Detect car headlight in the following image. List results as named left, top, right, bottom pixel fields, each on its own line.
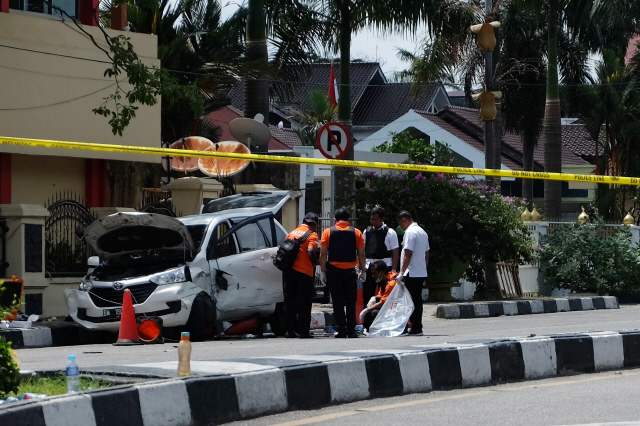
left=79, top=276, right=93, bottom=292
left=150, top=266, right=188, bottom=285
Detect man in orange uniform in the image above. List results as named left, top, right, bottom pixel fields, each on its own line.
left=319, top=207, right=366, bottom=338
left=284, top=213, right=320, bottom=339
left=360, top=260, right=398, bottom=332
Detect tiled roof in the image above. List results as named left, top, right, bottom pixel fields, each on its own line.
left=222, top=62, right=385, bottom=114
left=432, top=106, right=590, bottom=167
left=562, top=124, right=598, bottom=157
left=416, top=111, right=524, bottom=171
left=203, top=107, right=299, bottom=150
left=353, top=83, right=445, bottom=126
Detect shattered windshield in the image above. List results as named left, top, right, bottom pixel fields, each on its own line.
left=186, top=224, right=207, bottom=250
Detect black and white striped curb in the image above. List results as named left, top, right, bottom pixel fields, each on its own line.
left=0, top=325, right=81, bottom=349
left=436, top=296, right=619, bottom=319
left=3, top=329, right=640, bottom=425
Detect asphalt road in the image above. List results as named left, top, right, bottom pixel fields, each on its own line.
left=15, top=304, right=640, bottom=372
left=225, top=369, right=640, bottom=426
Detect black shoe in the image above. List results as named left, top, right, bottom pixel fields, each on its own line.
left=335, top=332, right=347, bottom=338
left=407, top=328, right=423, bottom=336
left=285, top=331, right=298, bottom=338
left=347, top=332, right=358, bottom=338
left=298, top=333, right=314, bottom=339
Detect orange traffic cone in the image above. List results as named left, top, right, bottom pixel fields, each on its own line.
left=113, top=289, right=141, bottom=345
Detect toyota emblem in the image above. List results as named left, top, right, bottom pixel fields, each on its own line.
left=113, top=282, right=124, bottom=290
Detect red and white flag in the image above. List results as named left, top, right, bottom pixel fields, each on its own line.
left=328, top=62, right=339, bottom=108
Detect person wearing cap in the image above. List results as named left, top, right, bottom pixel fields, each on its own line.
left=319, top=207, right=366, bottom=338
left=283, top=212, right=320, bottom=338
left=363, top=206, right=399, bottom=311
left=360, top=260, right=398, bottom=332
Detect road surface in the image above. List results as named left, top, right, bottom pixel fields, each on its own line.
left=15, top=304, right=640, bottom=372
left=227, top=369, right=640, bottom=426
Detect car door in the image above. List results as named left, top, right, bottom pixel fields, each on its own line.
left=207, top=213, right=283, bottom=318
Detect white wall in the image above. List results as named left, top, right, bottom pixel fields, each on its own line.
left=356, top=110, right=515, bottom=181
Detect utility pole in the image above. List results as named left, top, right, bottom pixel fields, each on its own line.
left=484, top=0, right=495, bottom=188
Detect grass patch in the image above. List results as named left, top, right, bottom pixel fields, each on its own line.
left=11, top=374, right=112, bottom=397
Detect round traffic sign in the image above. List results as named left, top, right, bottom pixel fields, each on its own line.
left=316, top=122, right=351, bottom=159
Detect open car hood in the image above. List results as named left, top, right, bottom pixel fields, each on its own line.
left=84, top=212, right=195, bottom=260
left=201, top=190, right=295, bottom=215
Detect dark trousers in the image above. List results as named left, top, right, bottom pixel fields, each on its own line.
left=363, top=266, right=377, bottom=308
left=363, top=309, right=380, bottom=331
left=283, top=269, right=315, bottom=335
left=327, top=266, right=358, bottom=334
left=405, top=275, right=425, bottom=333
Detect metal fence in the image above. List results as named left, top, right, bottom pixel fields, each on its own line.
left=45, top=192, right=95, bottom=277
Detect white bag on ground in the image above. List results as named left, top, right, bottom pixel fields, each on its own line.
left=367, top=283, right=415, bottom=337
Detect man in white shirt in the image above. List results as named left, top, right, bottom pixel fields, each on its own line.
left=363, top=206, right=400, bottom=308
left=397, top=210, right=429, bottom=336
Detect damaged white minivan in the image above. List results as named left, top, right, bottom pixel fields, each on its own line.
left=65, top=191, right=293, bottom=341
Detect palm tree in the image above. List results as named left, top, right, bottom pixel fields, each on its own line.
left=288, top=0, right=472, bottom=200
left=499, top=1, right=546, bottom=205
left=519, top=0, right=640, bottom=218
left=291, top=90, right=337, bottom=146
left=575, top=50, right=640, bottom=220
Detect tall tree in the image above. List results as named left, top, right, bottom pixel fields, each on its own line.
left=574, top=50, right=640, bottom=221
left=294, top=0, right=472, bottom=200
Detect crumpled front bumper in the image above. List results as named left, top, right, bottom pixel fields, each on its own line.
left=65, top=282, right=201, bottom=332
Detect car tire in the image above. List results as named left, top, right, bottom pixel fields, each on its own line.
left=266, top=302, right=285, bottom=337
left=187, top=292, right=215, bottom=342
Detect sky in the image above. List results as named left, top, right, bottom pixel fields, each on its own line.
left=220, top=2, right=427, bottom=78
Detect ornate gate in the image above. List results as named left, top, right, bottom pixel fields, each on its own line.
left=45, top=193, right=95, bottom=277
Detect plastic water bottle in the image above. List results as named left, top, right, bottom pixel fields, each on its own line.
left=177, top=332, right=191, bottom=377
left=66, top=355, right=80, bottom=393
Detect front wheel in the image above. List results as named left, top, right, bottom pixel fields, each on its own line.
left=186, top=292, right=215, bottom=342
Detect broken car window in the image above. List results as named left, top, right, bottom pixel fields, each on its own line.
left=235, top=222, right=268, bottom=252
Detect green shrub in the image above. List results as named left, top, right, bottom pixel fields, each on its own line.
left=0, top=337, right=21, bottom=398
left=540, top=218, right=640, bottom=294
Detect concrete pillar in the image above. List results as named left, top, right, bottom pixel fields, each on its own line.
left=0, top=204, right=49, bottom=314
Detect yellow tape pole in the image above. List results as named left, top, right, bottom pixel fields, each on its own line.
left=1, top=135, right=638, bottom=186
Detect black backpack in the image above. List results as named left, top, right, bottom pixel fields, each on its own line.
left=273, top=230, right=313, bottom=272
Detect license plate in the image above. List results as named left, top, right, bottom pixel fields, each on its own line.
left=103, top=308, right=122, bottom=318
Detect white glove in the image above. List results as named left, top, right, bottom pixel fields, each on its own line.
left=396, top=274, right=405, bottom=285
left=320, top=271, right=327, bottom=285
left=366, top=296, right=377, bottom=308
left=358, top=269, right=367, bottom=283
left=359, top=308, right=369, bottom=323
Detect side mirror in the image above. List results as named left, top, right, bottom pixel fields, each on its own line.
left=88, top=256, right=100, bottom=267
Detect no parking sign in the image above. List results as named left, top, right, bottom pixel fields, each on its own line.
left=316, top=122, right=351, bottom=160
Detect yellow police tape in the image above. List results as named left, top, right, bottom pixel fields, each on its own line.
left=1, top=135, right=638, bottom=186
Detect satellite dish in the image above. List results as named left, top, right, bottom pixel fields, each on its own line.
left=169, top=137, right=214, bottom=172
left=198, top=141, right=251, bottom=177
left=229, top=118, right=271, bottom=151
